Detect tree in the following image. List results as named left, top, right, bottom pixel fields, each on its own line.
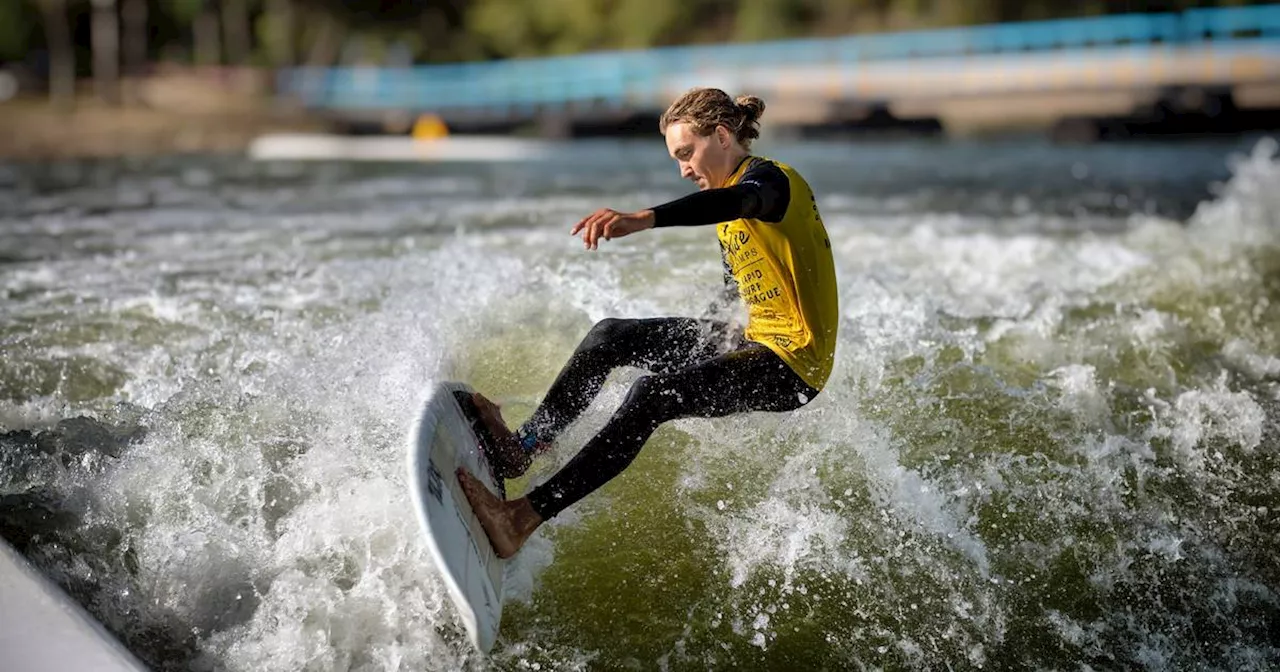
left=223, top=0, right=253, bottom=64
left=39, top=0, right=75, bottom=108
left=121, top=0, right=148, bottom=103
left=158, top=0, right=220, bottom=65
left=256, top=0, right=297, bottom=67
left=0, top=0, right=34, bottom=63
left=195, top=0, right=222, bottom=65
left=301, top=6, right=344, bottom=65
left=91, top=0, right=121, bottom=104
left=734, top=0, right=813, bottom=42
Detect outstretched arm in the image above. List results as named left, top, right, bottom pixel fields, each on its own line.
left=571, top=160, right=792, bottom=250
left=652, top=160, right=790, bottom=228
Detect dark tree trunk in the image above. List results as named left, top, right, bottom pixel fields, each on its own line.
left=90, top=0, right=121, bottom=104
left=194, top=2, right=222, bottom=66
left=222, top=0, right=251, bottom=65
left=40, top=0, right=75, bottom=109
left=120, top=0, right=147, bottom=104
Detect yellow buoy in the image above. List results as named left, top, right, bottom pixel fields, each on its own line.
left=412, top=114, right=449, bottom=141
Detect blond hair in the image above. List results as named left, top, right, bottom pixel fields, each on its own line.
left=659, top=87, right=766, bottom=149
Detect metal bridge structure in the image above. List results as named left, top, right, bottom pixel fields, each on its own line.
left=275, top=5, right=1280, bottom=137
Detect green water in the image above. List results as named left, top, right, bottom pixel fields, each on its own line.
left=1, top=137, right=1278, bottom=670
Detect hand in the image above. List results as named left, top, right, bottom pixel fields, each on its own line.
left=570, top=208, right=655, bottom=250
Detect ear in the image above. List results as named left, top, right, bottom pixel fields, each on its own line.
left=716, top=125, right=731, bottom=149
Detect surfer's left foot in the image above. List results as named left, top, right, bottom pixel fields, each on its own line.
left=456, top=467, right=543, bottom=559
left=470, top=393, right=536, bottom=480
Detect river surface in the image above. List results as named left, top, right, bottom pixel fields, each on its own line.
left=2, top=135, right=1279, bottom=671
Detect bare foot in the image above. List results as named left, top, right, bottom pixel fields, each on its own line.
left=471, top=393, right=536, bottom=479
left=456, top=467, right=543, bottom=559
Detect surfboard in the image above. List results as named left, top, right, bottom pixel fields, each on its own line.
left=407, top=381, right=508, bottom=654
left=1, top=538, right=148, bottom=672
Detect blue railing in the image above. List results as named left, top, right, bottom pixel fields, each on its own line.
left=279, top=5, right=1280, bottom=115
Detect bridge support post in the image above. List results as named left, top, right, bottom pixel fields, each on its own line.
left=536, top=112, right=572, bottom=139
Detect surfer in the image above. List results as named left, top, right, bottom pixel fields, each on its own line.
left=457, top=87, right=840, bottom=558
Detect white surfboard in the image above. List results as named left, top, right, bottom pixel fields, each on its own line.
left=407, top=381, right=508, bottom=654
left=1, top=538, right=149, bottom=672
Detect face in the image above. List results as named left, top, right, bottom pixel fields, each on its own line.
left=664, top=121, right=731, bottom=191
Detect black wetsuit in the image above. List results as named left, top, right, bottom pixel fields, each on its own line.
left=514, top=157, right=821, bottom=521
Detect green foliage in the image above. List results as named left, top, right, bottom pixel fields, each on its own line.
left=608, top=0, right=695, bottom=48
left=458, top=0, right=1269, bottom=60
left=0, top=0, right=38, bottom=61
left=162, top=0, right=204, bottom=23
left=7, top=0, right=1271, bottom=68
left=734, top=0, right=811, bottom=41
left=253, top=9, right=289, bottom=65
left=465, top=0, right=695, bottom=57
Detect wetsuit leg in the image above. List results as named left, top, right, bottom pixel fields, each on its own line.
left=525, top=342, right=818, bottom=520
left=515, top=317, right=738, bottom=447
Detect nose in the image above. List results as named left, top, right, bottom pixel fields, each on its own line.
left=680, top=162, right=695, bottom=179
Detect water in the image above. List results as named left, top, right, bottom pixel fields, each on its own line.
left=2, top=135, right=1279, bottom=671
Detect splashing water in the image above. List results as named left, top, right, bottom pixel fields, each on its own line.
left=2, top=137, right=1279, bottom=670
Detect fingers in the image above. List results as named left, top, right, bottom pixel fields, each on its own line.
left=585, top=211, right=603, bottom=250
left=584, top=210, right=614, bottom=250
left=572, top=208, right=637, bottom=250
left=591, top=211, right=616, bottom=250
left=571, top=209, right=606, bottom=238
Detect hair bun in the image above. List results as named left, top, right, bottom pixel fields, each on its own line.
left=735, top=95, right=766, bottom=123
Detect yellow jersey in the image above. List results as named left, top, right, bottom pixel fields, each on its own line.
left=718, top=156, right=839, bottom=390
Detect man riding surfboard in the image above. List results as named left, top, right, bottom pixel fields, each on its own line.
left=457, top=87, right=840, bottom=559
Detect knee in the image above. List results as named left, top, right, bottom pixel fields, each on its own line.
left=622, top=373, right=681, bottom=419
left=580, top=317, right=633, bottom=352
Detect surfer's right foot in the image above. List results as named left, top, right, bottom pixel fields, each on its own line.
left=456, top=467, right=543, bottom=559
left=471, top=393, right=540, bottom=479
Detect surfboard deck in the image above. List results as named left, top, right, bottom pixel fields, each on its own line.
left=1, top=538, right=149, bottom=672
left=407, top=381, right=508, bottom=654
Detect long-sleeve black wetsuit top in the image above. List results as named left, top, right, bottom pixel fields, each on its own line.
left=651, top=157, right=792, bottom=228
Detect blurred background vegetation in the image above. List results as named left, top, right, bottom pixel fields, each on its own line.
left=0, top=0, right=1271, bottom=155
left=0, top=0, right=1269, bottom=86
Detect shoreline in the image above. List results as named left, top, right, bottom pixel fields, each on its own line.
left=0, top=98, right=331, bottom=162
left=5, top=97, right=1278, bottom=163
